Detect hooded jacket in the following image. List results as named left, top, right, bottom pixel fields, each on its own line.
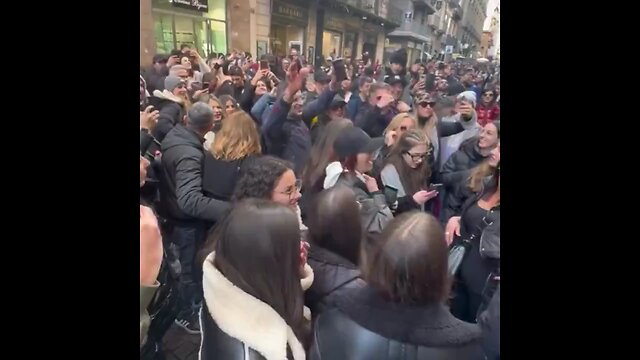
left=151, top=89, right=186, bottom=143
left=158, top=124, right=230, bottom=222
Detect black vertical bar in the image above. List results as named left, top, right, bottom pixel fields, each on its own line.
left=315, top=3, right=325, bottom=70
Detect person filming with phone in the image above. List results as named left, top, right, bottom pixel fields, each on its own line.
left=380, top=129, right=439, bottom=215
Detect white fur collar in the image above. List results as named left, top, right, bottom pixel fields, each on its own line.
left=202, top=252, right=307, bottom=360
left=152, top=89, right=184, bottom=104
left=323, top=162, right=367, bottom=189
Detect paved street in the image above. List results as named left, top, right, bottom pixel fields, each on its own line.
left=162, top=324, right=200, bottom=360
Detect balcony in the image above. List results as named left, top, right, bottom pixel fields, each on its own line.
left=330, top=0, right=403, bottom=28
left=428, top=14, right=441, bottom=30
left=412, top=0, right=437, bottom=15
left=388, top=16, right=432, bottom=43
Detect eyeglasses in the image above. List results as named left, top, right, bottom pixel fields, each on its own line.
left=275, top=179, right=302, bottom=198
left=419, top=101, right=436, bottom=108
left=405, top=151, right=427, bottom=161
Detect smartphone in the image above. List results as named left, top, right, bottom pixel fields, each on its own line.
left=260, top=60, right=269, bottom=70
left=333, top=58, right=347, bottom=82
left=383, top=185, right=399, bottom=205
left=202, top=82, right=210, bottom=89
left=427, top=183, right=443, bottom=192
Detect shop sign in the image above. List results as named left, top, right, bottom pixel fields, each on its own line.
left=171, top=0, right=209, bottom=12
left=273, top=1, right=308, bottom=22
left=325, top=17, right=343, bottom=31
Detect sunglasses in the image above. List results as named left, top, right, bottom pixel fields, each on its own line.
left=419, top=101, right=436, bottom=108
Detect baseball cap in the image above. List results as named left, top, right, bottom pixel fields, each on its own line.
left=334, top=127, right=385, bottom=158
left=384, top=74, right=406, bottom=87
left=329, top=94, right=347, bottom=109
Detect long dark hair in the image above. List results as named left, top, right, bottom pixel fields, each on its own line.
left=302, top=118, right=353, bottom=193
left=384, top=129, right=431, bottom=196
left=232, top=156, right=293, bottom=201
left=307, top=185, right=362, bottom=265
left=210, top=199, right=306, bottom=342
left=366, top=211, right=449, bottom=305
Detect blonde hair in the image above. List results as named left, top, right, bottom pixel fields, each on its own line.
left=207, top=96, right=227, bottom=120
left=384, top=113, right=418, bottom=136
left=211, top=111, right=262, bottom=161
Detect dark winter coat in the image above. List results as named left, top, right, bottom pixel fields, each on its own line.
left=478, top=284, right=500, bottom=360
left=354, top=102, right=389, bottom=138
left=262, top=98, right=311, bottom=176
left=310, top=286, right=483, bottom=360
left=440, top=137, right=487, bottom=217
left=142, top=66, right=168, bottom=94
left=202, top=154, right=257, bottom=202
left=158, top=124, right=230, bottom=222
left=150, top=90, right=186, bottom=143
left=305, top=245, right=365, bottom=316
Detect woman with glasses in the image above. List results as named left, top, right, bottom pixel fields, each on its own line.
left=476, top=86, right=500, bottom=127
left=446, top=143, right=500, bottom=324
left=381, top=130, right=438, bottom=215
left=232, top=155, right=305, bottom=229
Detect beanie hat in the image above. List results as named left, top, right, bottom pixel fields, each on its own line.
left=457, top=91, right=477, bottom=107
left=164, top=75, right=184, bottom=92
left=389, top=48, right=408, bottom=67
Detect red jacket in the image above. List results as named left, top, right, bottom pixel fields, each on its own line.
left=476, top=103, right=500, bottom=127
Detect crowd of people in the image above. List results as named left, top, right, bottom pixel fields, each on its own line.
left=139, top=43, right=501, bottom=360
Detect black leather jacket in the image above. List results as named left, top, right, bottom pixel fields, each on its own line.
left=199, top=302, right=266, bottom=360
left=310, top=287, right=483, bottom=360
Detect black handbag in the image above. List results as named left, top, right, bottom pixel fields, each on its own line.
left=448, top=239, right=470, bottom=276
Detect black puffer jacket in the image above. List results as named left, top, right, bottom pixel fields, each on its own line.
left=310, top=286, right=483, bottom=360
left=158, top=124, right=230, bottom=222
left=150, top=90, right=186, bottom=143
left=441, top=137, right=486, bottom=189
left=304, top=246, right=365, bottom=316
left=440, top=137, right=487, bottom=217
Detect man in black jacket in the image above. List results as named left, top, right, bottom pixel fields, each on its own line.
left=158, top=102, right=230, bottom=334
left=354, top=82, right=396, bottom=138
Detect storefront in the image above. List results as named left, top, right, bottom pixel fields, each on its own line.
left=270, top=0, right=309, bottom=57
left=152, top=0, right=228, bottom=57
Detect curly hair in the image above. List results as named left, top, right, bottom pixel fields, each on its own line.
left=232, top=156, right=294, bottom=202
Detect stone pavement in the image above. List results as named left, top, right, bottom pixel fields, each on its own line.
left=162, top=323, right=200, bottom=360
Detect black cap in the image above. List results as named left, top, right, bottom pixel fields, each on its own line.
left=334, top=127, right=385, bottom=158
left=153, top=54, right=168, bottom=64
left=384, top=74, right=406, bottom=87
left=329, top=94, right=347, bottom=109
left=314, top=71, right=331, bottom=83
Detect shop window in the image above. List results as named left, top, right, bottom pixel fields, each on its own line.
left=210, top=20, right=227, bottom=55
left=154, top=14, right=175, bottom=54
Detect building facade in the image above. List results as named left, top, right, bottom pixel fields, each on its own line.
left=458, top=0, right=487, bottom=58
left=139, top=0, right=492, bottom=67
left=385, top=0, right=437, bottom=64
left=140, top=0, right=230, bottom=66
